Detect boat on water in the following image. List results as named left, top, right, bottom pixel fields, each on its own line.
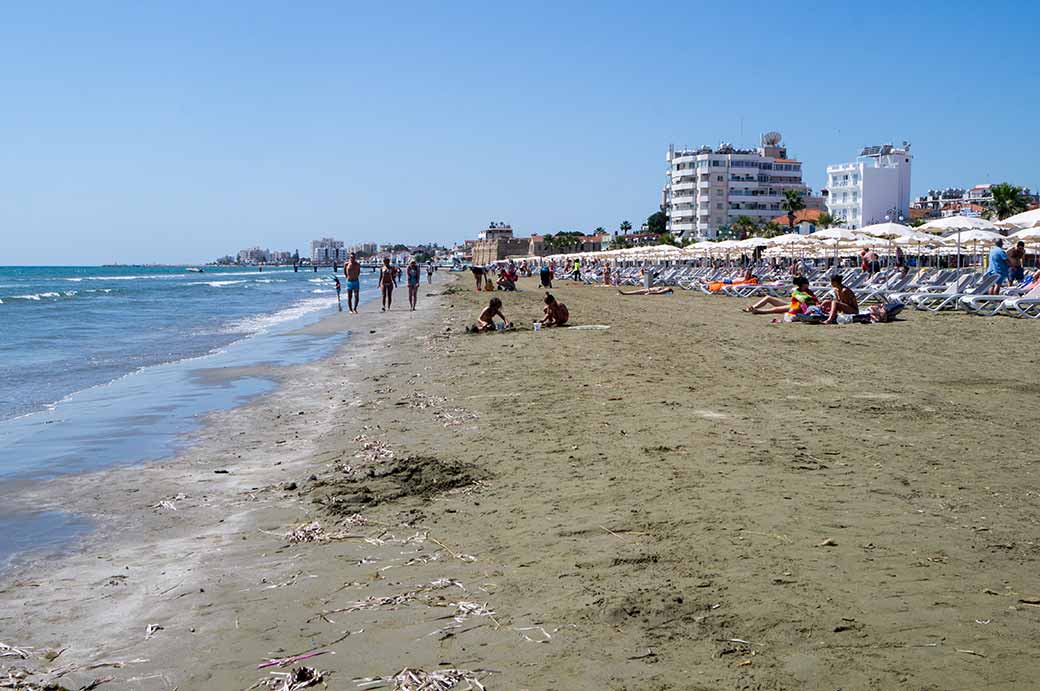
left=186, top=267, right=204, bottom=273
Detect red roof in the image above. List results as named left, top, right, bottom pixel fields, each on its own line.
left=770, top=209, right=822, bottom=225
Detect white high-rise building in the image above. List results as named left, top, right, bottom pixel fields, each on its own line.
left=664, top=132, right=814, bottom=240
left=825, top=144, right=912, bottom=229
left=310, top=237, right=345, bottom=264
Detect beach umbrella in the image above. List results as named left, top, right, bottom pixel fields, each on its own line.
left=1009, top=226, right=1040, bottom=242
left=941, top=229, right=1003, bottom=268
left=811, top=227, right=864, bottom=242
left=997, top=208, right=1040, bottom=230
left=810, top=231, right=870, bottom=265
left=919, top=216, right=999, bottom=268
left=858, top=222, right=915, bottom=239
left=857, top=222, right=915, bottom=268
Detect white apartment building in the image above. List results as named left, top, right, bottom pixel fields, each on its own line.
left=237, top=246, right=268, bottom=264
left=825, top=144, right=912, bottom=229
left=664, top=132, right=812, bottom=240
left=310, top=237, right=345, bottom=264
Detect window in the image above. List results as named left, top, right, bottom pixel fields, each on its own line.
left=716, top=203, right=723, bottom=209
left=717, top=175, right=723, bottom=181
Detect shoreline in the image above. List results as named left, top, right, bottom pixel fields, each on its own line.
left=0, top=278, right=452, bottom=689
left=4, top=274, right=1039, bottom=690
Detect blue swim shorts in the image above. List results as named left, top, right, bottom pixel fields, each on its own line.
left=346, top=280, right=360, bottom=291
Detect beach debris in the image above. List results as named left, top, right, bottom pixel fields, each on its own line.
left=1019, top=596, right=1040, bottom=605
left=264, top=571, right=318, bottom=589
left=257, top=630, right=357, bottom=670
left=352, top=435, right=394, bottom=463
left=285, top=521, right=362, bottom=545
left=257, top=651, right=329, bottom=670
left=145, top=624, right=163, bottom=640
left=0, top=644, right=31, bottom=660
left=249, top=666, right=327, bottom=690
left=354, top=667, right=495, bottom=690
left=955, top=649, right=986, bottom=658
left=428, top=601, right=499, bottom=638
left=514, top=626, right=554, bottom=643
left=151, top=493, right=188, bottom=512
left=314, top=579, right=465, bottom=622
left=817, top=538, right=838, bottom=547
left=626, top=648, right=657, bottom=661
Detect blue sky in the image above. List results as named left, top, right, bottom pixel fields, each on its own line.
left=2, top=1, right=1037, bottom=264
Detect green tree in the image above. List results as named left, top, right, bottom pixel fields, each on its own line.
left=646, top=211, right=667, bottom=236
left=760, top=221, right=784, bottom=238
left=816, top=211, right=845, bottom=229
left=731, top=215, right=758, bottom=239
left=619, top=220, right=633, bottom=233
left=908, top=217, right=927, bottom=228
left=987, top=182, right=1029, bottom=220
left=608, top=235, right=631, bottom=250
left=780, top=190, right=806, bottom=233
left=594, top=226, right=606, bottom=234
left=658, top=233, right=681, bottom=247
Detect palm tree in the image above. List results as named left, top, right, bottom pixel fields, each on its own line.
left=760, top=221, right=784, bottom=238
left=987, top=182, right=1029, bottom=220
left=619, top=220, right=632, bottom=233
left=780, top=190, right=806, bottom=233
left=816, top=211, right=845, bottom=229
left=594, top=226, right=606, bottom=234
left=731, top=215, right=758, bottom=239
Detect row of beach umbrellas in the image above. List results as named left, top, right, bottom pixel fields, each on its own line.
left=526, top=212, right=1040, bottom=266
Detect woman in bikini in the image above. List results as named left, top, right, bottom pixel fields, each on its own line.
left=379, top=257, right=396, bottom=311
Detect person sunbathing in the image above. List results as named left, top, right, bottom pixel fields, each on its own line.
left=821, top=275, right=859, bottom=324
left=704, top=268, right=757, bottom=293
left=466, top=297, right=512, bottom=332
left=743, top=276, right=818, bottom=316
left=541, top=292, right=569, bottom=326
left=617, top=287, right=673, bottom=295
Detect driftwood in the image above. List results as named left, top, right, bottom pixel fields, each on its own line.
left=354, top=667, right=495, bottom=691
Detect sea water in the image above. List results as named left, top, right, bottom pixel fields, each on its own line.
left=0, top=265, right=378, bottom=567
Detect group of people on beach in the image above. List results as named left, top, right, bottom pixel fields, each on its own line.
left=467, top=292, right=569, bottom=333
left=742, top=274, right=901, bottom=324
left=334, top=253, right=435, bottom=314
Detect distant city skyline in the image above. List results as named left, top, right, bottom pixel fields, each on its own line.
left=2, top=2, right=1037, bottom=264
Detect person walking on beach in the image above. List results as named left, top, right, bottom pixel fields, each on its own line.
left=986, top=238, right=1010, bottom=295
left=406, top=259, right=421, bottom=311
left=572, top=258, right=581, bottom=282
left=470, top=265, right=485, bottom=291
left=344, top=252, right=362, bottom=314
left=539, top=263, right=552, bottom=288
left=426, top=262, right=434, bottom=284
left=379, top=257, right=397, bottom=311
left=333, top=276, right=343, bottom=311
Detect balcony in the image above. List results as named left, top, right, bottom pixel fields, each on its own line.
left=671, top=181, right=696, bottom=192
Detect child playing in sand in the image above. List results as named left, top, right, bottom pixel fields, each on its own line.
left=540, top=293, right=569, bottom=327
left=467, top=297, right=512, bottom=333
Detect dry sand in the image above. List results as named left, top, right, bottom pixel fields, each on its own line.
left=3, top=274, right=1040, bottom=690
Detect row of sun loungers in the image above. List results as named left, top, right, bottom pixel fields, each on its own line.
left=559, top=262, right=1040, bottom=319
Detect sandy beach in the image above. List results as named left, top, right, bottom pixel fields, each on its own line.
left=3, top=274, right=1040, bottom=690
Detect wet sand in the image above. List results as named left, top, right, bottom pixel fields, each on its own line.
left=3, top=274, right=1039, bottom=690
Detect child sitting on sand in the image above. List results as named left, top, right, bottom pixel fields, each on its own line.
left=540, top=293, right=569, bottom=327
left=467, top=297, right=513, bottom=333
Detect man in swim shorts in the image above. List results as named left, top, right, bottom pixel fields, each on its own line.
left=344, top=252, right=362, bottom=314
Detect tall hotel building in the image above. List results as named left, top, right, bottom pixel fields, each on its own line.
left=825, top=144, right=912, bottom=229
left=664, top=132, right=813, bottom=240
